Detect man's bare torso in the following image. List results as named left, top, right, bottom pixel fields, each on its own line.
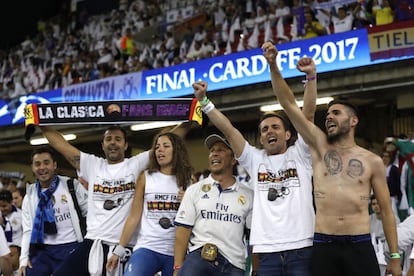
left=311, top=145, right=374, bottom=235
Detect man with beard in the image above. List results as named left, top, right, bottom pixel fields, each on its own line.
left=261, top=41, right=401, bottom=276
left=39, top=123, right=192, bottom=276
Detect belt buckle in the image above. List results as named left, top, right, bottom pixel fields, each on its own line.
left=201, top=243, right=218, bottom=261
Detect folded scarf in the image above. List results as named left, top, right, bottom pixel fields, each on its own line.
left=30, top=175, right=59, bottom=245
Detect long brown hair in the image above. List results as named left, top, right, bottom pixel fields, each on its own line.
left=148, top=132, right=193, bottom=190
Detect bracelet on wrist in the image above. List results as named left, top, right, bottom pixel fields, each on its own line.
left=199, top=96, right=210, bottom=106
left=390, top=252, right=401, bottom=259
left=201, top=101, right=215, bottom=114
left=173, top=265, right=181, bottom=271
left=302, top=75, right=317, bottom=86
left=113, top=245, right=126, bottom=258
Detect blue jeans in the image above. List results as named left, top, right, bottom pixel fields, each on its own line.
left=123, top=247, right=173, bottom=276
left=26, top=242, right=79, bottom=276
left=257, top=246, right=312, bottom=276
left=178, top=247, right=244, bottom=276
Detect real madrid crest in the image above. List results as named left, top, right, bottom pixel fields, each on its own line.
left=238, top=195, right=246, bottom=205
left=201, top=183, right=211, bottom=192
left=61, top=194, right=67, bottom=203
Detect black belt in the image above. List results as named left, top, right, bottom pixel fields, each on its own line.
left=313, top=233, right=371, bottom=244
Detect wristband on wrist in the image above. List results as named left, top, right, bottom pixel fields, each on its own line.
left=201, top=101, right=215, bottom=114
left=199, top=96, right=210, bottom=106
left=390, top=252, right=401, bottom=259
left=302, top=75, right=317, bottom=86
left=173, top=265, right=181, bottom=271
left=113, top=245, right=126, bottom=258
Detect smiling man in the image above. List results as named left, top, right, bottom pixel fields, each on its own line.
left=192, top=72, right=317, bottom=275
left=173, top=134, right=253, bottom=276
left=18, top=146, right=87, bottom=276
left=39, top=123, right=193, bottom=276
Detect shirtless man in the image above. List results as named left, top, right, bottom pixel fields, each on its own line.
left=262, top=41, right=402, bottom=276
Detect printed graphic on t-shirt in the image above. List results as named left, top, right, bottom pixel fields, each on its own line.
left=146, top=193, right=180, bottom=227
left=93, top=174, right=135, bottom=195
left=257, top=160, right=300, bottom=198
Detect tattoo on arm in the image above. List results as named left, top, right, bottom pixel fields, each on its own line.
left=314, top=191, right=326, bottom=199
left=346, top=159, right=364, bottom=178
left=324, top=150, right=342, bottom=175
left=68, top=155, right=80, bottom=168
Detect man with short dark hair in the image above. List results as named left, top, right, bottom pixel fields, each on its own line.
left=262, top=41, right=401, bottom=276
left=18, top=146, right=88, bottom=276
left=191, top=52, right=317, bottom=275
left=40, top=123, right=192, bottom=276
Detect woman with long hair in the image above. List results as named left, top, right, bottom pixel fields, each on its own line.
left=106, top=132, right=193, bottom=276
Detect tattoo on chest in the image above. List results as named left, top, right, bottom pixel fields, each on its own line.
left=324, top=150, right=364, bottom=178
left=324, top=150, right=342, bottom=175
left=346, top=159, right=364, bottom=178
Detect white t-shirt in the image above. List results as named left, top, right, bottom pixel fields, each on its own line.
left=0, top=227, right=10, bottom=256
left=43, top=184, right=77, bottom=245
left=175, top=175, right=254, bottom=270
left=370, top=214, right=387, bottom=266
left=81, top=151, right=149, bottom=246
left=332, top=14, right=353, bottom=33
left=4, top=206, right=22, bottom=247
left=238, top=135, right=314, bottom=253
left=134, top=171, right=181, bottom=255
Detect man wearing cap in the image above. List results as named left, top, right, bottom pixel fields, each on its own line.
left=192, top=50, right=317, bottom=275
left=173, top=134, right=254, bottom=276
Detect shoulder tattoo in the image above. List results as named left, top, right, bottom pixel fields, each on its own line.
left=324, top=150, right=342, bottom=175
left=68, top=155, right=81, bottom=168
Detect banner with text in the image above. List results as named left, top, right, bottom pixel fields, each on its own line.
left=1, top=26, right=413, bottom=127
left=24, top=98, right=202, bottom=126
left=368, top=19, right=414, bottom=61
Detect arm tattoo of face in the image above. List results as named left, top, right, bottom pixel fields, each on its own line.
left=68, top=155, right=80, bottom=168
left=346, top=159, right=364, bottom=178
left=324, top=150, right=342, bottom=175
